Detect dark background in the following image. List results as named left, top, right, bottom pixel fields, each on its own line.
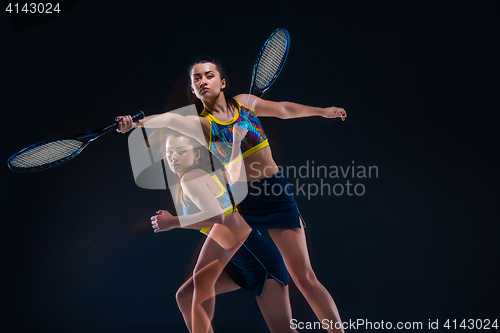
left=2, top=1, right=499, bottom=332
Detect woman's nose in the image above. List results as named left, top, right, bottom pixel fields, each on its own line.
left=170, top=152, right=179, bottom=161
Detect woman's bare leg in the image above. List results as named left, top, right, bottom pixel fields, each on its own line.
left=268, top=224, right=344, bottom=333
left=179, top=273, right=299, bottom=333
left=191, top=259, right=225, bottom=333
left=177, top=270, right=240, bottom=333
left=190, top=224, right=249, bottom=333
left=255, top=279, right=298, bottom=333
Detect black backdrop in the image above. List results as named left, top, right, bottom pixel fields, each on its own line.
left=2, top=1, right=499, bottom=332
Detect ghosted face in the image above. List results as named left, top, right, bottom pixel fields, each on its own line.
left=166, top=136, right=200, bottom=176
left=190, top=62, right=226, bottom=101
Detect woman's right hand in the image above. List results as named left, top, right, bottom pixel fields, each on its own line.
left=151, top=210, right=180, bottom=233
left=115, top=115, right=136, bottom=133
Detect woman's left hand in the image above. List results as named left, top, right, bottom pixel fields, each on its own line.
left=150, top=210, right=179, bottom=233
left=322, top=107, right=347, bottom=121
left=232, top=122, right=249, bottom=143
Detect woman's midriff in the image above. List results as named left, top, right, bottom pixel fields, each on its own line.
left=204, top=212, right=251, bottom=249
left=242, top=145, right=279, bottom=181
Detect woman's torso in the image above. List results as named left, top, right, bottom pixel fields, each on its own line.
left=198, top=101, right=278, bottom=181
left=181, top=169, right=247, bottom=234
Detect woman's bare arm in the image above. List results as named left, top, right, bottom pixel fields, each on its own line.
left=177, top=171, right=225, bottom=228
left=116, top=106, right=209, bottom=146
left=225, top=123, right=248, bottom=185
left=234, top=94, right=346, bottom=120
left=151, top=171, right=224, bottom=232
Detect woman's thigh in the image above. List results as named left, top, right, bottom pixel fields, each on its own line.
left=194, top=230, right=241, bottom=275
left=267, top=221, right=315, bottom=278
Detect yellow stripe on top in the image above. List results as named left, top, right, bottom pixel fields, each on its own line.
left=192, top=170, right=238, bottom=235
left=224, top=139, right=269, bottom=167
left=200, top=101, right=270, bottom=167
left=199, top=227, right=212, bottom=234
left=197, top=169, right=225, bottom=198
left=200, top=107, right=241, bottom=125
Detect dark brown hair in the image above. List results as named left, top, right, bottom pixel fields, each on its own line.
left=164, top=130, right=213, bottom=207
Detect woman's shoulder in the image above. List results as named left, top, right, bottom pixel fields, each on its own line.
left=180, top=168, right=210, bottom=184
left=180, top=168, right=221, bottom=198
left=234, top=94, right=258, bottom=110
left=187, top=114, right=210, bottom=128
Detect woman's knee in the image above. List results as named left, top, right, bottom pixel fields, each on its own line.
left=192, top=260, right=221, bottom=289
left=291, top=268, right=319, bottom=293
left=176, top=281, right=193, bottom=309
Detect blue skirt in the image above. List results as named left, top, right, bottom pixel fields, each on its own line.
left=225, top=229, right=290, bottom=296
left=233, top=171, right=305, bottom=229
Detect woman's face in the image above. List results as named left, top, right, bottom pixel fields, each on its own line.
left=166, top=136, right=200, bottom=176
left=190, top=62, right=226, bottom=101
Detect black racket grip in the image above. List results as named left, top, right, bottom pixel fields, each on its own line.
left=109, top=111, right=145, bottom=135
left=114, top=111, right=145, bottom=126
left=131, top=110, right=145, bottom=122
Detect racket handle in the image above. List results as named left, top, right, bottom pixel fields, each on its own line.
left=131, top=110, right=145, bottom=122
left=98, top=111, right=146, bottom=137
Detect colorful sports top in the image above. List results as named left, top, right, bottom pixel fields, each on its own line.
left=181, top=169, right=237, bottom=235
left=200, top=101, right=269, bottom=167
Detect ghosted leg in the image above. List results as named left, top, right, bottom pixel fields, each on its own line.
left=176, top=270, right=240, bottom=333
left=190, top=224, right=249, bottom=333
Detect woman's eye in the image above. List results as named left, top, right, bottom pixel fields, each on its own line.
left=166, top=150, right=173, bottom=155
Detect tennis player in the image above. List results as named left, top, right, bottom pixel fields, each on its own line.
left=151, top=129, right=297, bottom=333
left=118, top=58, right=346, bottom=332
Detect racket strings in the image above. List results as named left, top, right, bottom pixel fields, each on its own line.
left=255, top=31, right=288, bottom=89
left=10, top=139, right=83, bottom=168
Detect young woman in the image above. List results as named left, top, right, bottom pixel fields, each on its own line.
left=118, top=58, right=347, bottom=333
left=152, top=130, right=297, bottom=333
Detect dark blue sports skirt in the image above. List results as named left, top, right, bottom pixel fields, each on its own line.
left=224, top=229, right=290, bottom=296
left=233, top=171, right=305, bottom=229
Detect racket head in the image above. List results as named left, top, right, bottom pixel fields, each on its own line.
left=7, top=111, right=145, bottom=173
left=250, top=29, right=290, bottom=97
left=7, top=138, right=86, bottom=172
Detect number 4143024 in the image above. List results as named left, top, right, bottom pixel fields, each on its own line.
left=5, top=3, right=61, bottom=14
left=444, top=319, right=498, bottom=330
